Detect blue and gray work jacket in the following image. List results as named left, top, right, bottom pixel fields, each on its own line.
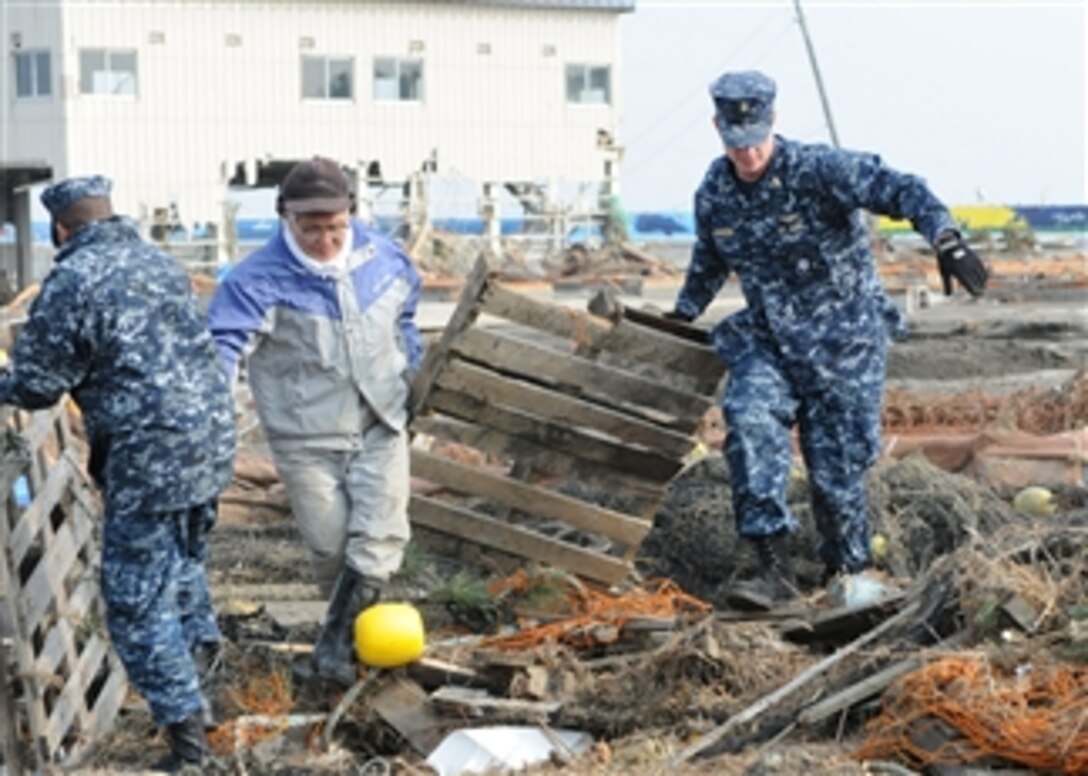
left=209, top=221, right=423, bottom=447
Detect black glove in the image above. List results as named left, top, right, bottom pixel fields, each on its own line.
left=663, top=309, right=695, bottom=323
left=935, top=232, right=988, bottom=297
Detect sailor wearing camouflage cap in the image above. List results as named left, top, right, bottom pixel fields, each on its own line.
left=665, top=70, right=988, bottom=612
left=40, top=174, right=113, bottom=248
left=709, top=70, right=777, bottom=150
left=1, top=174, right=235, bottom=771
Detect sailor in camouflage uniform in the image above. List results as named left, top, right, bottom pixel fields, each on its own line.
left=667, top=71, right=988, bottom=608
left=0, top=176, right=235, bottom=771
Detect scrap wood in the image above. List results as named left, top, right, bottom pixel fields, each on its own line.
left=781, top=589, right=908, bottom=644
left=854, top=655, right=1088, bottom=774
left=580, top=614, right=715, bottom=671
left=370, top=677, right=449, bottom=755
left=797, top=632, right=968, bottom=727
left=480, top=576, right=711, bottom=651
left=660, top=598, right=922, bottom=771
left=406, top=657, right=483, bottom=690
left=430, top=685, right=561, bottom=720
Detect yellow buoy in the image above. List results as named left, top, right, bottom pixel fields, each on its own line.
left=354, top=602, right=425, bottom=668
left=1012, top=486, right=1056, bottom=519
left=870, top=533, right=889, bottom=563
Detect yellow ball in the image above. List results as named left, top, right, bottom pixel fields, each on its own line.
left=870, top=533, right=888, bottom=562
left=1013, top=486, right=1056, bottom=519
left=354, top=602, right=425, bottom=668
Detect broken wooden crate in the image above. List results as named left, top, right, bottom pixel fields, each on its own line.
left=409, top=258, right=724, bottom=586
left=0, top=403, right=126, bottom=773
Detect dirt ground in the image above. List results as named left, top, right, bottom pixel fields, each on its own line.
left=77, top=262, right=1088, bottom=775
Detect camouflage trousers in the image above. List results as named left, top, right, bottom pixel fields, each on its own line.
left=100, top=500, right=221, bottom=726
left=722, top=347, right=884, bottom=573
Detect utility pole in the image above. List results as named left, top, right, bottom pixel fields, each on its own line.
left=793, top=0, right=840, bottom=148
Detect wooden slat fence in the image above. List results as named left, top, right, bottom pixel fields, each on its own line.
left=0, top=403, right=126, bottom=774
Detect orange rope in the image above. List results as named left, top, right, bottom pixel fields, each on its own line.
left=855, top=656, right=1088, bottom=773
left=481, top=577, right=711, bottom=651
left=207, top=669, right=295, bottom=755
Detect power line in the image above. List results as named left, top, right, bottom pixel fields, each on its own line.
left=621, top=9, right=782, bottom=149
left=624, top=18, right=795, bottom=180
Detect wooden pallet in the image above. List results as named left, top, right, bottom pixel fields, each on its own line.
left=0, top=404, right=127, bottom=773
left=409, top=257, right=724, bottom=586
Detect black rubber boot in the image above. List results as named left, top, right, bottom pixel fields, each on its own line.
left=312, top=566, right=380, bottom=687
left=152, top=712, right=207, bottom=773
left=727, top=533, right=799, bottom=611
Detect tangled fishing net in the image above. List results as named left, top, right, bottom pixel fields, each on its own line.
left=855, top=655, right=1088, bottom=773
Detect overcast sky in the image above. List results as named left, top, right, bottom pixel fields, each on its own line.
left=618, top=0, right=1086, bottom=211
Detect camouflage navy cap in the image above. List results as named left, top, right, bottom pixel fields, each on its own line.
left=709, top=70, right=776, bottom=148
left=40, top=175, right=112, bottom=217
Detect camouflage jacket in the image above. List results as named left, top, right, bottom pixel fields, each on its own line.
left=0, top=217, right=235, bottom=515
left=676, top=136, right=956, bottom=386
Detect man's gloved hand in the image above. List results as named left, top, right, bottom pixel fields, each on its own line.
left=663, top=309, right=695, bottom=323
left=935, top=232, right=988, bottom=297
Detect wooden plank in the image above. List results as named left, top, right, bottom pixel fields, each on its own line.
left=17, top=509, right=93, bottom=636
left=411, top=449, right=650, bottom=546
left=437, top=360, right=693, bottom=459
left=87, top=660, right=127, bottom=742
left=797, top=632, right=968, bottom=727
left=414, top=414, right=666, bottom=504
left=406, top=657, right=485, bottom=691
left=410, top=255, right=491, bottom=419
left=11, top=404, right=64, bottom=458
left=33, top=575, right=96, bottom=676
left=797, top=657, right=921, bottom=728
left=664, top=600, right=922, bottom=769
left=41, top=630, right=108, bottom=754
left=622, top=306, right=713, bottom=346
left=0, top=486, right=26, bottom=775
left=410, top=495, right=631, bottom=586
left=370, top=678, right=449, bottom=756
left=780, top=591, right=907, bottom=644
left=453, top=328, right=711, bottom=426
left=427, top=389, right=679, bottom=485
left=7, top=450, right=78, bottom=570
left=480, top=284, right=722, bottom=389
left=0, top=638, right=25, bottom=775
left=430, top=685, right=560, bottom=718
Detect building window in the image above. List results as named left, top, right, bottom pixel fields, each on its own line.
left=301, top=56, right=353, bottom=100
left=14, top=50, right=51, bottom=99
left=373, top=57, right=422, bottom=102
left=79, top=49, right=137, bottom=95
left=566, top=64, right=610, bottom=105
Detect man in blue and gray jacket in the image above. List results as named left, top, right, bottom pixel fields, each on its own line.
left=209, top=157, right=422, bottom=686
left=667, top=71, right=988, bottom=609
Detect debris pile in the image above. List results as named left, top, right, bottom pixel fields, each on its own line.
left=856, top=656, right=1088, bottom=774
left=4, top=254, right=1087, bottom=775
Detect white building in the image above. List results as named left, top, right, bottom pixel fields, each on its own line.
left=1, top=0, right=632, bottom=282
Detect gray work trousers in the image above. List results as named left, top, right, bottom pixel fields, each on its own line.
left=270, top=421, right=411, bottom=598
